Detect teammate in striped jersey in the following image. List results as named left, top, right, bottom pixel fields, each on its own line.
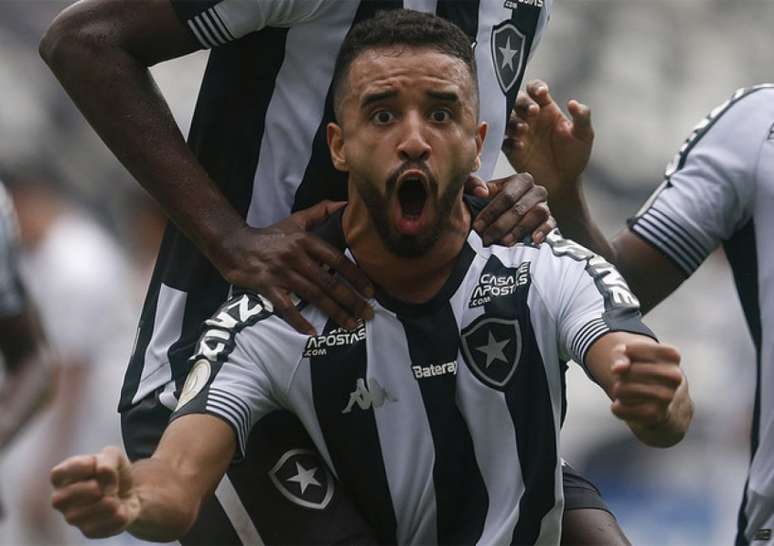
left=506, top=81, right=774, bottom=545
left=50, top=14, right=693, bottom=544
left=0, top=181, right=54, bottom=453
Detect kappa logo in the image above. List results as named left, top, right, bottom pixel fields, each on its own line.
left=491, top=21, right=526, bottom=95
left=460, top=316, right=522, bottom=390
left=341, top=378, right=397, bottom=414
left=268, top=449, right=334, bottom=510
left=303, top=321, right=366, bottom=358
left=469, top=262, right=530, bottom=308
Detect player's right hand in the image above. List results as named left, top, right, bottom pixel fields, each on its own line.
left=212, top=200, right=374, bottom=335
left=502, top=79, right=594, bottom=201
left=51, top=446, right=140, bottom=539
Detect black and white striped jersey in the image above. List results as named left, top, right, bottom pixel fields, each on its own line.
left=629, top=84, right=774, bottom=546
left=171, top=214, right=653, bottom=545
left=0, top=182, right=24, bottom=318
left=120, top=0, right=553, bottom=410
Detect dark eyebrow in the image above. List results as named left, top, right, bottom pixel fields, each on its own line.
left=361, top=90, right=397, bottom=109
left=426, top=90, right=460, bottom=103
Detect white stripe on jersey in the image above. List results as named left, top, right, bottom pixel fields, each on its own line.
left=214, top=475, right=266, bottom=546
left=132, top=283, right=184, bottom=404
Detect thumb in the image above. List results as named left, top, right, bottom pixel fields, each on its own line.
left=464, top=175, right=489, bottom=198
left=292, top=200, right=346, bottom=231
left=94, top=446, right=128, bottom=497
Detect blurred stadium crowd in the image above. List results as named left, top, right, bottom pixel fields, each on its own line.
left=0, top=1, right=772, bottom=544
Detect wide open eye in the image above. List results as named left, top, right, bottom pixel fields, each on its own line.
left=430, top=109, right=453, bottom=123
left=372, top=110, right=396, bottom=125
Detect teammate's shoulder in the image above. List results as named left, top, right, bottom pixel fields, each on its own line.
left=702, top=84, right=774, bottom=134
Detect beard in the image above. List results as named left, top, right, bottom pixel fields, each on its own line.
left=356, top=162, right=465, bottom=258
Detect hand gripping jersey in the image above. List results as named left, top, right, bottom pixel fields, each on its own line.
left=629, top=84, right=774, bottom=545
left=0, top=182, right=24, bottom=318
left=120, top=0, right=554, bottom=411
left=172, top=213, right=653, bottom=546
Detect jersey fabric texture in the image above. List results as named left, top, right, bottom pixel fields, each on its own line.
left=0, top=182, right=24, bottom=317
left=120, top=0, right=554, bottom=411
left=629, top=84, right=774, bottom=546
left=172, top=211, right=653, bottom=546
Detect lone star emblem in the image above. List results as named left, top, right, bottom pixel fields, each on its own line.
left=498, top=37, right=519, bottom=71
left=476, top=332, right=511, bottom=368
left=460, top=316, right=522, bottom=390
left=286, top=462, right=321, bottom=495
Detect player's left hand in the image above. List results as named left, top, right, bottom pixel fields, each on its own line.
left=608, top=341, right=685, bottom=431
left=466, top=173, right=555, bottom=246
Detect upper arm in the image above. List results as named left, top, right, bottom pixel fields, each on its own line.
left=625, top=88, right=771, bottom=300
left=153, top=413, right=236, bottom=499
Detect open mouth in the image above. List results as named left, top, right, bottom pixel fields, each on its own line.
left=397, top=175, right=428, bottom=220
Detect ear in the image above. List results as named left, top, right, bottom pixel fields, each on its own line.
left=327, top=122, right=349, bottom=172
left=473, top=121, right=487, bottom=172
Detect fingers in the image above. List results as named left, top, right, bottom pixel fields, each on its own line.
left=567, top=99, right=594, bottom=143
left=94, top=447, right=124, bottom=496
left=526, top=79, right=553, bottom=107
left=531, top=215, right=556, bottom=245
left=473, top=174, right=548, bottom=246
left=263, top=287, right=316, bottom=336
left=51, top=455, right=98, bottom=488
left=52, top=479, right=104, bottom=513
left=464, top=174, right=489, bottom=198
left=282, top=270, right=363, bottom=332
left=293, top=200, right=347, bottom=230
left=514, top=91, right=540, bottom=120
left=304, top=237, right=374, bottom=301
left=63, top=496, right=131, bottom=539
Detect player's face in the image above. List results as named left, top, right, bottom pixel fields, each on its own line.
left=328, top=46, right=487, bottom=257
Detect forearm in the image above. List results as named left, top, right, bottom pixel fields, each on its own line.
left=628, top=376, right=693, bottom=448
left=548, top=180, right=617, bottom=264
left=39, top=5, right=243, bottom=265
left=126, top=458, right=202, bottom=542
left=0, top=349, right=54, bottom=449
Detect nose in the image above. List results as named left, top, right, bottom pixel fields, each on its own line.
left=397, top=112, right=431, bottom=162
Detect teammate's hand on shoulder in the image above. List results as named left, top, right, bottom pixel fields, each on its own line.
left=608, top=341, right=691, bottom=447
left=212, top=200, right=374, bottom=336
left=502, top=79, right=594, bottom=201
left=51, top=446, right=140, bottom=539
left=469, top=173, right=555, bottom=246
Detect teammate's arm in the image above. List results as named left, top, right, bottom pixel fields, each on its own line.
left=51, top=414, right=234, bottom=541
left=0, top=306, right=55, bottom=449
left=585, top=333, right=692, bottom=448
left=503, top=80, right=686, bottom=313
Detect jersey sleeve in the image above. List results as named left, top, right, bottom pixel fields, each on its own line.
left=170, top=0, right=330, bottom=49
left=537, top=231, right=656, bottom=374
left=0, top=184, right=25, bottom=318
left=169, top=292, right=291, bottom=459
left=628, top=86, right=774, bottom=276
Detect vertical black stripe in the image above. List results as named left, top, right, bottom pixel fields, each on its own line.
left=725, top=220, right=761, bottom=546
left=292, top=0, right=403, bottom=212
left=180, top=494, right=243, bottom=546
left=119, top=264, right=162, bottom=410
left=398, top=304, right=489, bottom=544
left=479, top=255, right=557, bottom=545
left=126, top=31, right=290, bottom=398
left=504, top=6, right=541, bottom=126
left=436, top=0, right=480, bottom=44
left=310, top=319, right=398, bottom=544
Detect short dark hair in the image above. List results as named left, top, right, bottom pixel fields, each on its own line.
left=331, top=9, right=478, bottom=120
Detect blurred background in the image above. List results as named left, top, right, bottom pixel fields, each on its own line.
left=0, top=1, right=770, bottom=544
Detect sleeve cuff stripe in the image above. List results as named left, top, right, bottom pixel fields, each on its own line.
left=638, top=211, right=706, bottom=264
left=630, top=221, right=700, bottom=274
left=571, top=318, right=607, bottom=364
left=187, top=19, right=215, bottom=49
left=207, top=398, right=248, bottom=453
left=578, top=327, right=613, bottom=369
left=202, top=11, right=229, bottom=44
left=647, top=207, right=708, bottom=258
left=205, top=400, right=248, bottom=457
left=211, top=7, right=235, bottom=40
left=209, top=387, right=252, bottom=423
left=208, top=389, right=251, bottom=435
left=573, top=322, right=609, bottom=366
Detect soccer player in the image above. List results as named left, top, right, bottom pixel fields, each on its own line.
left=38, top=1, right=619, bottom=544
left=50, top=13, right=693, bottom=545
left=506, top=80, right=774, bottom=545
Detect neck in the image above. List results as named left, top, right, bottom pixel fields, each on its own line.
left=342, top=193, right=471, bottom=304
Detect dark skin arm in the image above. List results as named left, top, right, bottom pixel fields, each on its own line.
left=0, top=305, right=55, bottom=450
left=504, top=80, right=686, bottom=314
left=40, top=0, right=553, bottom=333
